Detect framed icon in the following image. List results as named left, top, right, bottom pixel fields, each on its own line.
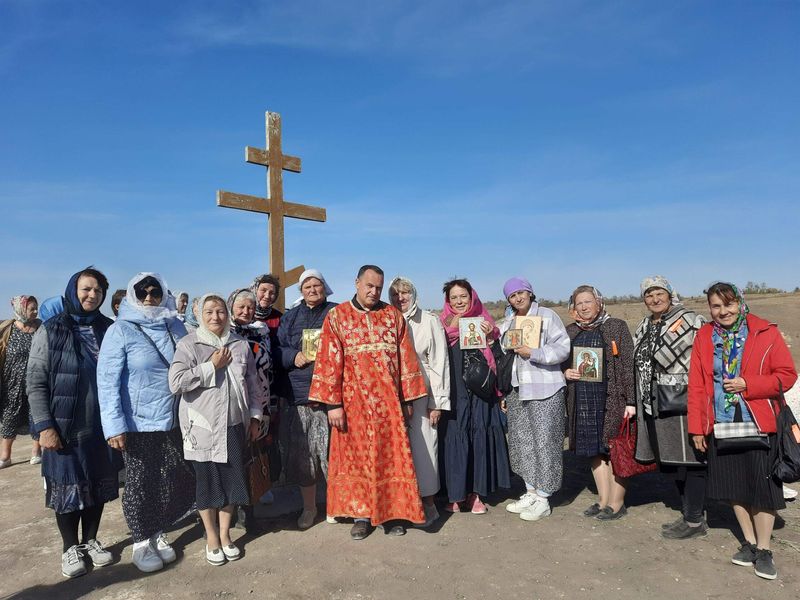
left=459, top=317, right=486, bottom=349
left=302, top=328, right=322, bottom=361
left=501, top=328, right=524, bottom=350
left=514, top=315, right=543, bottom=349
left=573, top=346, right=603, bottom=382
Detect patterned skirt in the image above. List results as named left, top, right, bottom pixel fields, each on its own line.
left=506, top=387, right=565, bottom=495
left=278, top=404, right=329, bottom=487
left=122, top=429, right=196, bottom=542
left=190, top=424, right=250, bottom=510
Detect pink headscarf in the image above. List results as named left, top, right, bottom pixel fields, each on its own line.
left=440, top=288, right=499, bottom=373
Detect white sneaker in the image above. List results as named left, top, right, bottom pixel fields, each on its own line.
left=0, top=458, right=11, bottom=469
left=506, top=492, right=537, bottom=514
left=297, top=508, right=317, bottom=530
left=84, top=539, right=113, bottom=567
left=61, top=545, right=87, bottom=578
left=326, top=515, right=338, bottom=524
left=30, top=455, right=42, bottom=465
left=132, top=541, right=164, bottom=573
left=519, top=497, right=551, bottom=521
left=784, top=485, right=798, bottom=501
left=151, top=532, right=176, bottom=564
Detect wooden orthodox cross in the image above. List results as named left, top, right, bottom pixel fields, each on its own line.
left=217, top=111, right=327, bottom=311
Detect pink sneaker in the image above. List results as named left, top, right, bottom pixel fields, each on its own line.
left=443, top=501, right=461, bottom=513
left=467, top=494, right=487, bottom=514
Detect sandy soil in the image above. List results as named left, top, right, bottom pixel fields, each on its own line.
left=0, top=433, right=798, bottom=600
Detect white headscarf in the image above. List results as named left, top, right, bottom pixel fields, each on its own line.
left=389, top=276, right=419, bottom=319
left=124, top=272, right=177, bottom=321
left=196, top=293, right=231, bottom=348
left=291, top=269, right=333, bottom=308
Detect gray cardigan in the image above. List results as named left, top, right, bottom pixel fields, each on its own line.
left=169, top=331, right=264, bottom=463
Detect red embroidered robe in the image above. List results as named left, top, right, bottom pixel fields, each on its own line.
left=308, top=300, right=427, bottom=524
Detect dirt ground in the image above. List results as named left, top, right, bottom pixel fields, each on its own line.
left=1, top=433, right=798, bottom=600
left=1, top=294, right=798, bottom=600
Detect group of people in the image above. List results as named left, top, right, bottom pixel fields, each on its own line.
left=0, top=266, right=796, bottom=582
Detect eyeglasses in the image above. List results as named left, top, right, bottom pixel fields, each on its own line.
left=135, top=288, right=163, bottom=301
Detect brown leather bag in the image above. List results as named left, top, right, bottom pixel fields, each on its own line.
left=247, top=440, right=271, bottom=504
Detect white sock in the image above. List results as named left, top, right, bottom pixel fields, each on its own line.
left=535, top=490, right=551, bottom=500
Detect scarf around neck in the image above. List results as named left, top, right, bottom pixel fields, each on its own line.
left=709, top=282, right=750, bottom=411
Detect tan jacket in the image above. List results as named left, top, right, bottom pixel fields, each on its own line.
left=169, top=331, right=265, bottom=463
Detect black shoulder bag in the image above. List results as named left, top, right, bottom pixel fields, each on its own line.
left=463, top=349, right=496, bottom=401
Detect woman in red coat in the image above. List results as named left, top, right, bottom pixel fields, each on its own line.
left=688, top=282, right=797, bottom=581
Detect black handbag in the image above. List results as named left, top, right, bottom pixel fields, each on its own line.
left=714, top=403, right=770, bottom=453
left=462, top=349, right=496, bottom=401
left=491, top=342, right=514, bottom=396
left=772, top=382, right=800, bottom=483
left=655, top=382, right=688, bottom=416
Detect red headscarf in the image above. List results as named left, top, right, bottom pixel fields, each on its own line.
left=440, top=288, right=499, bottom=373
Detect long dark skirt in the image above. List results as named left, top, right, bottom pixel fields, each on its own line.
left=440, top=346, right=510, bottom=503
left=122, top=429, right=196, bottom=542
left=706, top=433, right=785, bottom=511
left=44, top=436, right=122, bottom=514
left=190, top=425, right=250, bottom=510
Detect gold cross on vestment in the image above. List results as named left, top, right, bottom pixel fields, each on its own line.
left=217, top=111, right=327, bottom=311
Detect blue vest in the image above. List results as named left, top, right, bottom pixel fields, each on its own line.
left=44, top=313, right=112, bottom=442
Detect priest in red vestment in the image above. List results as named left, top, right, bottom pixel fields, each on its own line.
left=308, top=265, right=427, bottom=539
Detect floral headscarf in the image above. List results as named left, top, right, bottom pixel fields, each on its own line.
left=640, top=275, right=680, bottom=306
left=568, top=285, right=610, bottom=331
left=10, top=295, right=37, bottom=324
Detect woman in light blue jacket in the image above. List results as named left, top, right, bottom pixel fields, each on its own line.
left=97, top=273, right=195, bottom=574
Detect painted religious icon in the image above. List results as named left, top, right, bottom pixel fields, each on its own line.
left=501, top=328, right=524, bottom=350
left=459, top=317, right=486, bottom=349
left=514, top=315, right=543, bottom=349
left=573, top=346, right=603, bottom=382
left=302, top=328, right=322, bottom=361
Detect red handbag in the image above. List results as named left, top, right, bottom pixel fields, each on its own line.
left=609, top=416, right=658, bottom=478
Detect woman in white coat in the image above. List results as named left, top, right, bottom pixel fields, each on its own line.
left=389, top=277, right=450, bottom=528
left=169, top=294, right=265, bottom=566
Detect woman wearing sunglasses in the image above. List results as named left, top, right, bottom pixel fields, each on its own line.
left=98, top=273, right=195, bottom=573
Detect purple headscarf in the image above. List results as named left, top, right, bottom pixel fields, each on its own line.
left=503, top=277, right=534, bottom=300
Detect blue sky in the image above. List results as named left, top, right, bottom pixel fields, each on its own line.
left=1, top=0, right=798, bottom=314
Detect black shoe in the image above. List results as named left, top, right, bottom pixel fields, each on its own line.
left=731, top=542, right=758, bottom=567
left=386, top=521, right=406, bottom=536
left=754, top=548, right=777, bottom=580
left=661, top=520, right=707, bottom=539
left=661, top=515, right=684, bottom=530
left=350, top=521, right=372, bottom=541
left=595, top=505, right=627, bottom=521
left=583, top=503, right=602, bottom=517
